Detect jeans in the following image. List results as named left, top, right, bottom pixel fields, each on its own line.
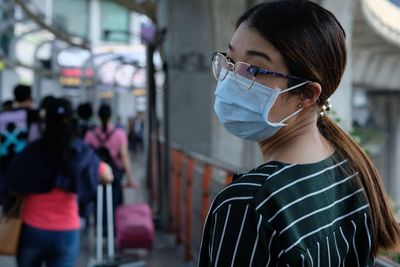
left=17, top=224, right=80, bottom=267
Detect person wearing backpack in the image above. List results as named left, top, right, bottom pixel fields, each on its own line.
left=84, top=104, right=136, bottom=215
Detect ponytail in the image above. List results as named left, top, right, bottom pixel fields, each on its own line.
left=317, top=115, right=400, bottom=254
left=98, top=104, right=112, bottom=134
left=100, top=117, right=107, bottom=133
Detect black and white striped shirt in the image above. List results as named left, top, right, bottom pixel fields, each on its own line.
left=198, top=152, right=374, bottom=267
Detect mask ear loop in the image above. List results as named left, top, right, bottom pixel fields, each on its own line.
left=279, top=81, right=310, bottom=94
left=278, top=107, right=304, bottom=126
left=274, top=81, right=310, bottom=125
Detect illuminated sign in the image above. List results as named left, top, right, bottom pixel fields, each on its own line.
left=59, top=67, right=94, bottom=88
left=58, top=48, right=94, bottom=88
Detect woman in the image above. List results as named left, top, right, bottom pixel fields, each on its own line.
left=198, top=1, right=400, bottom=266
left=85, top=104, right=136, bottom=212
left=3, top=98, right=113, bottom=267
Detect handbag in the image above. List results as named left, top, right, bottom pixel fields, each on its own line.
left=0, top=195, right=23, bottom=255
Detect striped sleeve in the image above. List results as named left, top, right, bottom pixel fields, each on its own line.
left=198, top=167, right=281, bottom=267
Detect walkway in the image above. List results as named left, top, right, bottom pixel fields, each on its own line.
left=0, top=152, right=196, bottom=267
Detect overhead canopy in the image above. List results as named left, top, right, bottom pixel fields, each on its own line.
left=114, top=0, right=157, bottom=24
left=14, top=0, right=89, bottom=48
left=352, top=0, right=400, bottom=91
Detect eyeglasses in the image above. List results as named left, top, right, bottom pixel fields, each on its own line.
left=211, top=52, right=308, bottom=90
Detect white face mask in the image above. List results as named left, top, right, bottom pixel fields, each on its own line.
left=214, top=71, right=309, bottom=141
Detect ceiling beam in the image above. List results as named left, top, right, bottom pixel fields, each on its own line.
left=14, top=0, right=89, bottom=49
left=113, top=0, right=157, bottom=24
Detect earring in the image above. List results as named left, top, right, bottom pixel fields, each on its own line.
left=298, top=103, right=303, bottom=108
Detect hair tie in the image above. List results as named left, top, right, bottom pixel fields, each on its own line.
left=320, top=98, right=332, bottom=116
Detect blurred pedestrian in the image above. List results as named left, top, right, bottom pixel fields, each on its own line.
left=116, top=115, right=125, bottom=129
left=127, top=116, right=135, bottom=152
left=198, top=1, right=400, bottom=266
left=0, top=84, right=40, bottom=176
left=77, top=102, right=95, bottom=138
left=130, top=112, right=144, bottom=154
left=3, top=98, right=113, bottom=267
left=85, top=104, right=137, bottom=220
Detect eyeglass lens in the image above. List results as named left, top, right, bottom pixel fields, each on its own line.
left=212, top=53, right=255, bottom=90
left=212, top=54, right=228, bottom=81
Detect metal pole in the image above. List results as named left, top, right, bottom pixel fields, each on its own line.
left=96, top=185, right=103, bottom=262
left=106, top=184, right=115, bottom=258
left=146, top=42, right=158, bottom=213
left=160, top=60, right=170, bottom=229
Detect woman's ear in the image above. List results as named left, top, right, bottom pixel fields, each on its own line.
left=300, top=82, right=321, bottom=107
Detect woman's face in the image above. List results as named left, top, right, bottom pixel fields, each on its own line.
left=227, top=23, right=301, bottom=123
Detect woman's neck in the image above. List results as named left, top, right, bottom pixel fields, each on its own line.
left=259, top=113, right=334, bottom=164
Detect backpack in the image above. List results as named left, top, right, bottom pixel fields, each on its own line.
left=93, top=128, right=119, bottom=172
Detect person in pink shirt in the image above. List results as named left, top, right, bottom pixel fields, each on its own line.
left=3, top=98, right=113, bottom=267
left=85, top=104, right=136, bottom=222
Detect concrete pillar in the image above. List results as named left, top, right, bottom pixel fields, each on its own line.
left=158, top=0, right=215, bottom=155
left=210, top=0, right=263, bottom=169
left=367, top=93, right=400, bottom=204
left=367, top=94, right=390, bottom=190
left=320, top=0, right=356, bottom=130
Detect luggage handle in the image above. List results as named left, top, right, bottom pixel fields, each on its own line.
left=96, top=184, right=115, bottom=262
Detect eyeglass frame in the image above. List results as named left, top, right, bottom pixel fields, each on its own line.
left=211, top=52, right=309, bottom=85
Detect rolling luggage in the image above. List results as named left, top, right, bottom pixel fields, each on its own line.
left=115, top=204, right=154, bottom=250
left=88, top=184, right=145, bottom=267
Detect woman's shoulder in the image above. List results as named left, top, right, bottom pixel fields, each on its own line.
left=212, top=158, right=322, bottom=207
left=256, top=152, right=349, bottom=189
left=84, top=127, right=98, bottom=141
left=252, top=153, right=370, bottom=259
left=211, top=152, right=356, bottom=213
left=112, top=126, right=127, bottom=137
left=233, top=162, right=283, bottom=183
left=209, top=162, right=285, bottom=213
left=253, top=153, right=353, bottom=206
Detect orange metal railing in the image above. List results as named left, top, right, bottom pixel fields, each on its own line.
left=169, top=143, right=239, bottom=262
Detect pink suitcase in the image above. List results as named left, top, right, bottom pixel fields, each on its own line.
left=115, top=204, right=155, bottom=250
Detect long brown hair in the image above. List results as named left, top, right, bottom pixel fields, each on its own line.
left=237, top=0, right=400, bottom=254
